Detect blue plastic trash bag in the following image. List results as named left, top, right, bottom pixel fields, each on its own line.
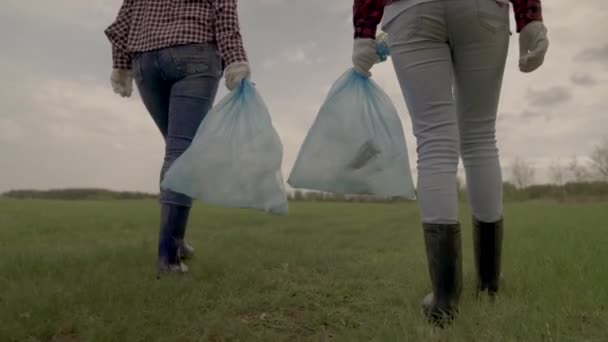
left=288, top=69, right=416, bottom=199
left=161, top=80, right=289, bottom=215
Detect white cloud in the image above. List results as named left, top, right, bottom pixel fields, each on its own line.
left=284, top=48, right=309, bottom=64
left=5, top=0, right=117, bottom=31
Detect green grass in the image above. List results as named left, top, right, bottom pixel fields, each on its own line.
left=1, top=200, right=607, bottom=341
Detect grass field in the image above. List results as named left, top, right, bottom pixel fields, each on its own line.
left=1, top=199, right=607, bottom=341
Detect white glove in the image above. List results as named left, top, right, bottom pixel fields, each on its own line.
left=110, top=69, right=134, bottom=98
left=519, top=21, right=549, bottom=73
left=352, top=38, right=379, bottom=77
left=224, top=62, right=251, bottom=90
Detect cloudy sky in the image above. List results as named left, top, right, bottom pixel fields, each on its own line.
left=0, top=0, right=607, bottom=193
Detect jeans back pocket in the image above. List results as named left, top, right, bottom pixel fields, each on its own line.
left=477, top=0, right=510, bottom=33
left=170, top=43, right=221, bottom=77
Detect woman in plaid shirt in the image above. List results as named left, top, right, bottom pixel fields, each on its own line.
left=352, top=0, right=548, bottom=325
left=105, top=0, right=251, bottom=275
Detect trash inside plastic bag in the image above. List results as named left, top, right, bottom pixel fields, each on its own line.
left=375, top=32, right=390, bottom=63
left=161, top=80, right=289, bottom=215
left=287, top=69, right=416, bottom=199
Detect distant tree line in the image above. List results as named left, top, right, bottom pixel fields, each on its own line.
left=502, top=181, right=608, bottom=202
left=3, top=139, right=607, bottom=203
left=291, top=138, right=608, bottom=203
left=1, top=188, right=157, bottom=200
left=502, top=137, right=608, bottom=201
left=510, top=137, right=608, bottom=189
left=287, top=182, right=608, bottom=204
left=2, top=184, right=607, bottom=203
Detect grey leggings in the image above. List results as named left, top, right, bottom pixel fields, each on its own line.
left=384, top=0, right=510, bottom=223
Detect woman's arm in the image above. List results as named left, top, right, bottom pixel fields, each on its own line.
left=104, top=0, right=133, bottom=70
left=211, top=0, right=248, bottom=66
left=353, top=0, right=385, bottom=39
left=510, top=0, right=543, bottom=33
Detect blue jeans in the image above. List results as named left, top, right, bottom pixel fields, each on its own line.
left=133, top=43, right=222, bottom=207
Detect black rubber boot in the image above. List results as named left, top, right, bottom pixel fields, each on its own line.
left=173, top=209, right=194, bottom=260
left=157, top=204, right=191, bottom=276
left=179, top=241, right=195, bottom=260
left=421, top=223, right=462, bottom=327
left=473, top=218, right=503, bottom=296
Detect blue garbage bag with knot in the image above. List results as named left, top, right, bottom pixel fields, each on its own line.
left=161, top=80, right=289, bottom=215
left=288, top=69, right=415, bottom=199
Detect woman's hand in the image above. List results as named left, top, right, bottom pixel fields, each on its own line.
left=224, top=62, right=251, bottom=90
left=352, top=38, right=379, bottom=77
left=110, top=69, right=134, bottom=97
left=519, top=21, right=549, bottom=73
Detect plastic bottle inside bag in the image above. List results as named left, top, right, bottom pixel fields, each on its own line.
left=346, top=33, right=390, bottom=173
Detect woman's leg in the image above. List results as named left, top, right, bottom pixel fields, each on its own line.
left=448, top=0, right=510, bottom=295
left=386, top=3, right=460, bottom=225
left=133, top=54, right=171, bottom=138
left=385, top=2, right=462, bottom=325
left=159, top=43, right=222, bottom=207
left=133, top=52, right=188, bottom=272
left=155, top=44, right=222, bottom=271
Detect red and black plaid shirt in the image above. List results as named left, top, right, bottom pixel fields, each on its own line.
left=354, top=0, right=543, bottom=39
left=105, top=0, right=248, bottom=70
